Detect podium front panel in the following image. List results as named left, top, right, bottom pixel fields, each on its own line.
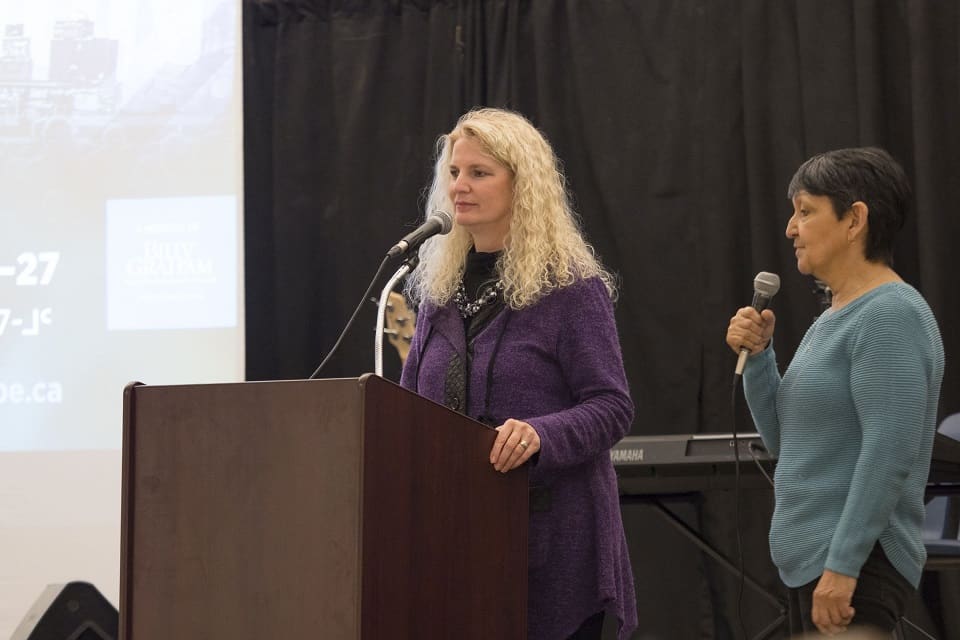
left=122, top=379, right=364, bottom=639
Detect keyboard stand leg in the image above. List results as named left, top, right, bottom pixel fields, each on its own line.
left=623, top=495, right=788, bottom=639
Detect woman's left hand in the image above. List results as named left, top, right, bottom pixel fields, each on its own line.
left=812, top=569, right=857, bottom=635
left=490, top=418, right=540, bottom=472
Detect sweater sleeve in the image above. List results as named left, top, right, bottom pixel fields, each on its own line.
left=825, top=299, right=937, bottom=578
left=525, top=279, right=635, bottom=471
left=742, top=344, right=783, bottom=456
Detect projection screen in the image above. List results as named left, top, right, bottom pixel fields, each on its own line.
left=0, top=1, right=244, bottom=634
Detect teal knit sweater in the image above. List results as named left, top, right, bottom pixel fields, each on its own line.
left=743, top=282, right=944, bottom=588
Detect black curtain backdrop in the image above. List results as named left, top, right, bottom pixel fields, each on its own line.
left=243, top=1, right=960, bottom=638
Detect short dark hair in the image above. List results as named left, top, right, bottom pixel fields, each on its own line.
left=787, top=147, right=910, bottom=264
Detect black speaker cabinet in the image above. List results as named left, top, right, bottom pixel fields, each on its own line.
left=11, top=582, right=118, bottom=640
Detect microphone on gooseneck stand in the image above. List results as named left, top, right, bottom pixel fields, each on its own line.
left=734, top=271, right=781, bottom=377
left=387, top=210, right=453, bottom=258
left=308, top=211, right=453, bottom=380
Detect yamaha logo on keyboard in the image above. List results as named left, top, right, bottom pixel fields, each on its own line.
left=611, top=448, right=643, bottom=463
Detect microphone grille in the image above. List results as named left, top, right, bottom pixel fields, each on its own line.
left=753, top=271, right=781, bottom=297
left=432, top=210, right=453, bottom=234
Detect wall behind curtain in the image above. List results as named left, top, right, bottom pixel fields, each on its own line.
left=243, top=1, right=960, bottom=637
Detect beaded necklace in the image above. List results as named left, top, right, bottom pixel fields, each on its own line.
left=454, top=280, right=504, bottom=318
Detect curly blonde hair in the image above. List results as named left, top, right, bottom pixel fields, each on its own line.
left=407, top=108, right=615, bottom=308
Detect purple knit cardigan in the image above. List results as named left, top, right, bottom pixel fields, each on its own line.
left=400, top=277, right=638, bottom=640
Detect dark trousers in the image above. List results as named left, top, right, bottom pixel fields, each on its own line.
left=787, top=543, right=914, bottom=637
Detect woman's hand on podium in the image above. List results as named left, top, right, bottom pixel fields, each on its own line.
left=490, top=418, right=540, bottom=472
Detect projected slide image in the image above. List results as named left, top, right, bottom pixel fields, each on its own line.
left=0, top=1, right=237, bottom=201
left=0, top=0, right=243, bottom=453
left=107, top=196, right=237, bottom=330
left=0, top=250, right=62, bottom=422
left=0, top=2, right=242, bottom=636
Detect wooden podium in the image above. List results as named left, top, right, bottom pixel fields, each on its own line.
left=120, top=374, right=528, bottom=639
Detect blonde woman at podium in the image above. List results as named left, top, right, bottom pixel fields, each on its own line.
left=400, top=108, right=637, bottom=640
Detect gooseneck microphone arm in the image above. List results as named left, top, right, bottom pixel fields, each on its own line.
left=308, top=211, right=451, bottom=380
left=308, top=254, right=392, bottom=380
left=374, top=255, right=418, bottom=376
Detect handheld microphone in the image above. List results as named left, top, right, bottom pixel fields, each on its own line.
left=387, top=210, right=453, bottom=258
left=735, top=271, right=781, bottom=376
